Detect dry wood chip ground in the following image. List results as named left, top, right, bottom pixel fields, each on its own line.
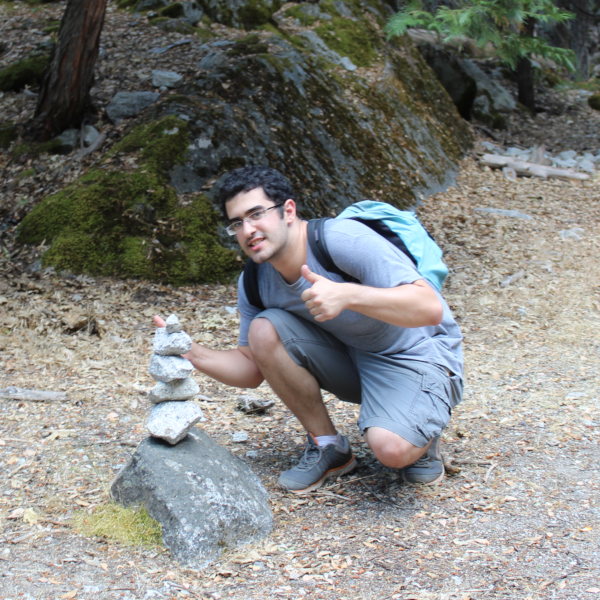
left=1, top=3, right=600, bottom=600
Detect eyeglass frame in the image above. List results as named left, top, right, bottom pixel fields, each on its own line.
left=225, top=202, right=286, bottom=236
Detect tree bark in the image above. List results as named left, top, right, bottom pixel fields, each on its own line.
left=516, top=17, right=536, bottom=112
left=516, top=56, right=535, bottom=112
left=28, top=0, right=108, bottom=141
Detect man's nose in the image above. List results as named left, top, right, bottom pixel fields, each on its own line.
left=241, top=218, right=257, bottom=235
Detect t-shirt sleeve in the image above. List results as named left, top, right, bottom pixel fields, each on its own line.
left=325, top=219, right=422, bottom=288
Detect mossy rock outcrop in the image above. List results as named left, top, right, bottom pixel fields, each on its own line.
left=163, top=29, right=470, bottom=217
left=17, top=116, right=238, bottom=283
left=17, top=0, right=472, bottom=285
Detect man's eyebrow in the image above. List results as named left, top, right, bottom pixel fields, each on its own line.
left=228, top=204, right=268, bottom=222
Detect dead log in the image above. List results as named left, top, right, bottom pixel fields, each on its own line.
left=481, top=153, right=590, bottom=180
left=0, top=387, right=67, bottom=402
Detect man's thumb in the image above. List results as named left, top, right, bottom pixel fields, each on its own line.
left=301, top=264, right=322, bottom=284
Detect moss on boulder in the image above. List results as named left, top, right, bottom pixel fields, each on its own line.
left=0, top=53, right=50, bottom=92
left=314, top=15, right=381, bottom=68
left=588, top=93, right=600, bottom=111
left=17, top=116, right=238, bottom=284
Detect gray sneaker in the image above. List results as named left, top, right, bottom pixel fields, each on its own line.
left=278, top=434, right=357, bottom=493
left=402, top=436, right=444, bottom=485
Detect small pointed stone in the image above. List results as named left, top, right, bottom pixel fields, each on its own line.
left=146, top=400, right=204, bottom=445
left=165, top=314, right=183, bottom=334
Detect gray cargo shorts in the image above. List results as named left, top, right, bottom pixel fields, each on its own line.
left=256, top=308, right=463, bottom=448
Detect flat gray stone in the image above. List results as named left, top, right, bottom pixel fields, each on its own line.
left=153, top=328, right=192, bottom=356
left=149, top=355, right=193, bottom=382
left=152, top=69, right=183, bottom=88
left=110, top=430, right=272, bottom=568
left=146, top=400, right=204, bottom=444
left=148, top=377, right=200, bottom=403
left=105, top=91, right=160, bottom=124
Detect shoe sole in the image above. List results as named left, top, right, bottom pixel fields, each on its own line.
left=281, top=456, right=358, bottom=495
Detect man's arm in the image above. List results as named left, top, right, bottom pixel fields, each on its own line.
left=300, top=265, right=443, bottom=327
left=153, top=316, right=264, bottom=388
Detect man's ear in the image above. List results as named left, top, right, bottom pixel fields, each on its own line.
left=283, top=198, right=297, bottom=222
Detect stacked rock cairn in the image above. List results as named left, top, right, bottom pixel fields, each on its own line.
left=146, top=314, right=204, bottom=445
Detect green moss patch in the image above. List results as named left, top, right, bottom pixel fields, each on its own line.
left=238, top=0, right=280, bottom=30
left=110, top=115, right=190, bottom=175
left=315, top=16, right=380, bottom=68
left=588, top=93, right=600, bottom=111
left=0, top=53, right=50, bottom=92
left=72, top=502, right=163, bottom=548
left=17, top=114, right=238, bottom=284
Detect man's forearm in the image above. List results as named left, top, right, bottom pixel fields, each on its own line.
left=184, top=343, right=264, bottom=388
left=345, top=280, right=443, bottom=328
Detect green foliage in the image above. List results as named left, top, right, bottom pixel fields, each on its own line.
left=0, top=53, right=50, bottom=92
left=72, top=503, right=163, bottom=548
left=386, top=0, right=576, bottom=72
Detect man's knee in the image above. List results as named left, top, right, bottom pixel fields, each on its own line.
left=364, top=427, right=424, bottom=469
left=248, top=317, right=281, bottom=359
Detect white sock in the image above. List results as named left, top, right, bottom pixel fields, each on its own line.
left=315, top=434, right=340, bottom=447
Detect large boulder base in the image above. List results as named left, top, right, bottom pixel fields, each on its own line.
left=111, top=430, right=272, bottom=568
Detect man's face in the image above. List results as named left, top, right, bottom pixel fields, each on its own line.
left=225, top=187, right=291, bottom=264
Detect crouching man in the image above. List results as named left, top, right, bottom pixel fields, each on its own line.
left=155, top=165, right=463, bottom=493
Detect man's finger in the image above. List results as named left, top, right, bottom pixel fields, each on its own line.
left=301, top=264, right=324, bottom=284
left=153, top=315, right=166, bottom=327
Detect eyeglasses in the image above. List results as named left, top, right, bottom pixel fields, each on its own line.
left=225, top=202, right=285, bottom=236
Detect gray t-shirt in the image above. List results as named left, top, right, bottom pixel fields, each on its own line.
left=237, top=218, right=463, bottom=377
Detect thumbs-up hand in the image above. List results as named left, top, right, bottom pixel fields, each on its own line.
left=300, top=264, right=352, bottom=322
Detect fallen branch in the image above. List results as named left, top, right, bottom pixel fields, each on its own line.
left=480, top=153, right=590, bottom=180
left=0, top=386, right=67, bottom=402
left=74, top=131, right=106, bottom=159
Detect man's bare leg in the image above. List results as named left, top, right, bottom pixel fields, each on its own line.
left=248, top=317, right=336, bottom=436
left=364, top=427, right=430, bottom=468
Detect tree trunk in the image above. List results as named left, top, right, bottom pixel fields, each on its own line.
left=516, top=16, right=536, bottom=112
left=516, top=57, right=535, bottom=112
left=28, top=0, right=107, bottom=141
left=554, top=0, right=599, bottom=80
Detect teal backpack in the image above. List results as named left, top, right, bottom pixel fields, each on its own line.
left=243, top=200, right=448, bottom=310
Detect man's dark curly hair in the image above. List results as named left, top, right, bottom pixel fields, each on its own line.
left=215, top=166, right=295, bottom=218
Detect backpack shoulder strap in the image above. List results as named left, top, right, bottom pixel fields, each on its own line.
left=351, top=217, right=418, bottom=267
left=307, top=217, right=358, bottom=283
left=242, top=259, right=264, bottom=311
